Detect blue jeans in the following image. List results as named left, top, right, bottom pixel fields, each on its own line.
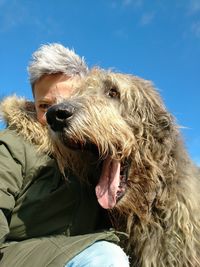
left=65, top=241, right=129, bottom=267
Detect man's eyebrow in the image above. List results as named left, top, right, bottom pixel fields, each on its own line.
left=37, top=97, right=54, bottom=103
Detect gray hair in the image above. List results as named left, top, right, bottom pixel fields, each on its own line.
left=28, top=43, right=89, bottom=88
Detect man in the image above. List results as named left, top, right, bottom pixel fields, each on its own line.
left=0, top=43, right=129, bottom=266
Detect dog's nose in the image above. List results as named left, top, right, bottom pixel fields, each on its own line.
left=46, top=103, right=74, bottom=131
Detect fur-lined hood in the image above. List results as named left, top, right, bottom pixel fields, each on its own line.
left=0, top=95, right=95, bottom=176
left=0, top=95, right=52, bottom=153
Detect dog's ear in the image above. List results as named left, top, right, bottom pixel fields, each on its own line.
left=119, top=75, right=177, bottom=143
left=115, top=75, right=181, bottom=219
left=124, top=75, right=179, bottom=183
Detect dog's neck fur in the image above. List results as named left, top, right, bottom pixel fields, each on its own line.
left=0, top=95, right=52, bottom=154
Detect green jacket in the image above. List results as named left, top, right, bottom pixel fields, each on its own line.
left=0, top=96, right=119, bottom=267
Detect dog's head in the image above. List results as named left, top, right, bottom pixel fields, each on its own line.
left=46, top=69, right=178, bottom=217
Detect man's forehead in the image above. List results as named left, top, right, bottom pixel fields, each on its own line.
left=41, top=73, right=70, bottom=81
left=34, top=76, right=83, bottom=104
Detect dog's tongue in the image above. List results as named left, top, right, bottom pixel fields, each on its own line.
left=95, top=156, right=121, bottom=209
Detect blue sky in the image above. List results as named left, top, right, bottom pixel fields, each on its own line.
left=0, top=0, right=199, bottom=165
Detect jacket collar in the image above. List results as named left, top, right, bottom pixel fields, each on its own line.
left=0, top=95, right=52, bottom=154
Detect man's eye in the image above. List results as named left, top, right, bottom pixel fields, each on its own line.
left=39, top=103, right=51, bottom=109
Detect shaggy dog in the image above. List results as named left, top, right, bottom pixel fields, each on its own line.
left=46, top=69, right=200, bottom=267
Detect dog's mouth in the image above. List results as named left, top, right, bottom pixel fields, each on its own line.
left=61, top=135, right=130, bottom=209
left=95, top=156, right=130, bottom=209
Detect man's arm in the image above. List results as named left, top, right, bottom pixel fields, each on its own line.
left=0, top=210, right=9, bottom=243
left=0, top=131, right=24, bottom=244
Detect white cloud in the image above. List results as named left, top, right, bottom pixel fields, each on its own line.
left=0, top=2, right=29, bottom=32
left=114, top=28, right=128, bottom=39
left=191, top=21, right=200, bottom=38
left=110, top=1, right=118, bottom=9
left=0, top=0, right=5, bottom=7
left=173, top=0, right=200, bottom=39
left=122, top=0, right=143, bottom=7
left=122, top=0, right=132, bottom=5
left=140, top=12, right=155, bottom=26
left=0, top=2, right=61, bottom=36
left=188, top=0, right=200, bottom=14
left=110, top=0, right=143, bottom=9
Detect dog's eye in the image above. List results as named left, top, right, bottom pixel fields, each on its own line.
left=107, top=87, right=120, bottom=99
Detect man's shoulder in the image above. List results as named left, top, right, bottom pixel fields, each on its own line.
left=0, top=128, right=53, bottom=173
left=0, top=128, right=41, bottom=163
left=0, top=128, right=31, bottom=148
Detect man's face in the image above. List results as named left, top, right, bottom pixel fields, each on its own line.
left=34, top=73, right=79, bottom=125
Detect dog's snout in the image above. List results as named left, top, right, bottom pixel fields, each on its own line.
left=55, top=108, right=73, bottom=120
left=46, top=103, right=75, bottom=131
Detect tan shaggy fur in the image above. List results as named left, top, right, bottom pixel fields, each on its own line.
left=48, top=69, right=200, bottom=267
left=0, top=69, right=200, bottom=267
